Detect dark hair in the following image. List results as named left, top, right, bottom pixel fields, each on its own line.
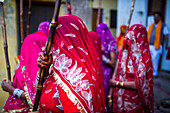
left=153, top=12, right=162, bottom=17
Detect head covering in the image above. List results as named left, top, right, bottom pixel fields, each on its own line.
left=120, top=25, right=126, bottom=34
left=117, top=25, right=126, bottom=41
left=3, top=24, right=48, bottom=112
left=38, top=21, right=50, bottom=36
left=96, top=22, right=117, bottom=53
left=49, top=14, right=105, bottom=112
left=116, top=25, right=127, bottom=53
left=114, top=24, right=153, bottom=113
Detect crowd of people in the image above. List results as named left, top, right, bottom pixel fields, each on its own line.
left=1, top=11, right=169, bottom=113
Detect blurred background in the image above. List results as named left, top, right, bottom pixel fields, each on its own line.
left=0, top=0, right=170, bottom=112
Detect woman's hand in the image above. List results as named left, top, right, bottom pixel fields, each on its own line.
left=109, top=79, right=117, bottom=87
left=1, top=80, right=15, bottom=94
left=37, top=47, right=53, bottom=69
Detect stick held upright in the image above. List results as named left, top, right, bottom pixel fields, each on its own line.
left=33, top=0, right=61, bottom=111
left=96, top=0, right=101, bottom=26
left=0, top=1, right=11, bottom=81
left=20, top=0, right=24, bottom=45
left=112, top=0, right=135, bottom=79
left=26, top=0, right=32, bottom=36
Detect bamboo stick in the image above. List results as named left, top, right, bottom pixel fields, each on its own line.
left=0, top=0, right=11, bottom=81
left=20, top=0, right=24, bottom=44
left=113, top=0, right=135, bottom=80
left=96, top=0, right=101, bottom=26
left=33, top=0, right=61, bottom=111
left=26, top=0, right=31, bottom=35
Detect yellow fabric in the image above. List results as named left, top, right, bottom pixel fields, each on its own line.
left=117, top=36, right=124, bottom=51
left=14, top=56, right=20, bottom=64
left=2, top=107, right=27, bottom=113
left=24, top=84, right=33, bottom=111
left=147, top=20, right=162, bottom=49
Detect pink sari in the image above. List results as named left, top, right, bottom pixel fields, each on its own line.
left=3, top=22, right=49, bottom=112
left=113, top=24, right=154, bottom=113
left=40, top=14, right=105, bottom=113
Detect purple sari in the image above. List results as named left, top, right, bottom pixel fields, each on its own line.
left=96, top=22, right=117, bottom=100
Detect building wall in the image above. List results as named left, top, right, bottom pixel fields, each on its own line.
left=93, top=0, right=117, bottom=38
left=0, top=0, right=18, bottom=110
left=71, top=0, right=92, bottom=30
left=0, top=0, right=67, bottom=111
left=161, top=0, right=170, bottom=71
left=117, top=0, right=148, bottom=36
left=31, top=0, right=68, bottom=16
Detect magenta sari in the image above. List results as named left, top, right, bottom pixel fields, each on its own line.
left=3, top=22, right=49, bottom=112
left=113, top=24, right=154, bottom=113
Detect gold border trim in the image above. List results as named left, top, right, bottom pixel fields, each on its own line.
left=53, top=72, right=88, bottom=113
left=2, top=107, right=27, bottom=113
left=24, top=83, right=33, bottom=111
left=14, top=56, right=20, bottom=64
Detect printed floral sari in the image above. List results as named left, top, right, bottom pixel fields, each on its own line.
left=113, top=24, right=154, bottom=113
left=39, top=14, right=105, bottom=113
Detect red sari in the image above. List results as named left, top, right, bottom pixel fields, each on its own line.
left=113, top=24, right=154, bottom=113
left=40, top=14, right=105, bottom=113
left=88, top=31, right=102, bottom=63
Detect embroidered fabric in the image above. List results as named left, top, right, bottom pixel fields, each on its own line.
left=113, top=24, right=154, bottom=113
left=40, top=14, right=105, bottom=113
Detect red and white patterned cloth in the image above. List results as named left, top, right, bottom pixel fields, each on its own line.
left=113, top=24, right=154, bottom=113
left=40, top=14, right=105, bottom=113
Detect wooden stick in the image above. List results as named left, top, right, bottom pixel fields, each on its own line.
left=26, top=0, right=31, bottom=35
left=0, top=1, right=11, bottom=81
left=20, top=0, right=24, bottom=44
left=125, top=0, right=135, bottom=33
left=114, top=0, right=135, bottom=79
left=96, top=0, right=101, bottom=26
left=108, top=1, right=136, bottom=109
left=33, top=0, right=61, bottom=111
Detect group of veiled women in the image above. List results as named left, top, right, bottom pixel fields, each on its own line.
left=1, top=14, right=153, bottom=113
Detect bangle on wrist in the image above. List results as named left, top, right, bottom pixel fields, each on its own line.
left=107, top=95, right=111, bottom=99
left=13, top=88, right=24, bottom=98
left=116, top=81, right=119, bottom=86
left=108, top=99, right=112, bottom=103
left=119, top=82, right=124, bottom=87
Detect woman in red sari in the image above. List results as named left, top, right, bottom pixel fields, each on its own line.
left=1, top=21, right=50, bottom=112
left=110, top=24, right=154, bottom=113
left=88, top=31, right=102, bottom=63
left=36, top=14, right=105, bottom=113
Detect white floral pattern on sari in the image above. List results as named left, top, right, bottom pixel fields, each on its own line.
left=52, top=48, right=93, bottom=112
left=115, top=26, right=153, bottom=112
